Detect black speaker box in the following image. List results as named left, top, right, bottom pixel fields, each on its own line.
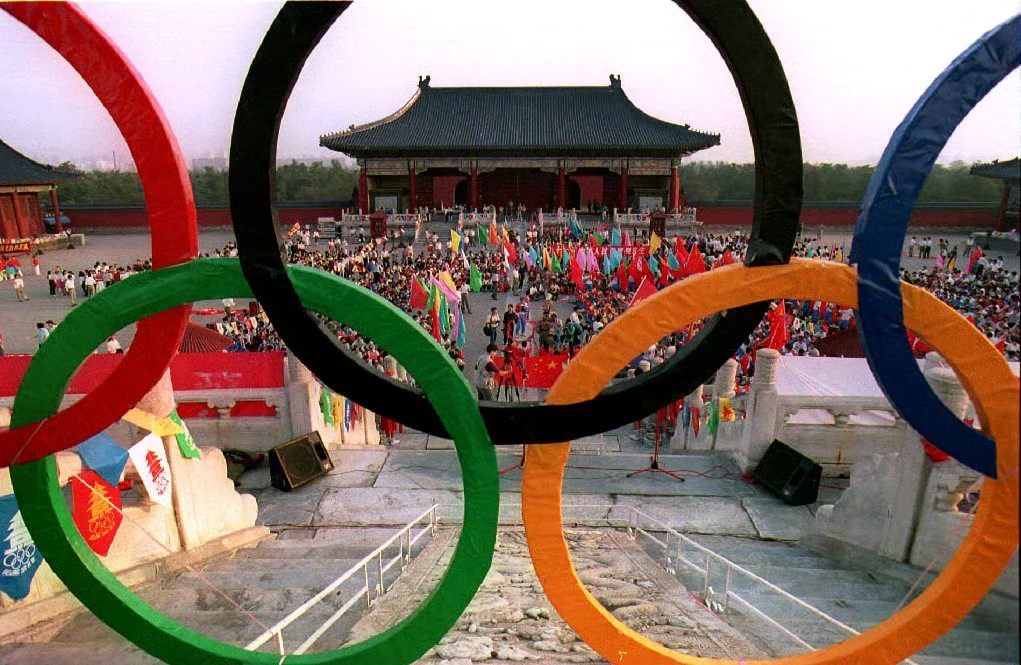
left=269, top=431, right=334, bottom=492
left=753, top=440, right=821, bottom=505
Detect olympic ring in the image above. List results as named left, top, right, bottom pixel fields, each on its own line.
left=522, top=260, right=1019, bottom=664
left=228, top=0, right=803, bottom=445
left=0, top=3, right=198, bottom=467
left=850, top=15, right=1020, bottom=479
left=9, top=259, right=500, bottom=665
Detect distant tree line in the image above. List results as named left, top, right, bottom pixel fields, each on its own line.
left=54, top=160, right=1005, bottom=206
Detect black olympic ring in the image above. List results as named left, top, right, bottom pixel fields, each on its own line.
left=229, top=0, right=802, bottom=445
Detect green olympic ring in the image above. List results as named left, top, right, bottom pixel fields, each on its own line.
left=9, top=258, right=499, bottom=665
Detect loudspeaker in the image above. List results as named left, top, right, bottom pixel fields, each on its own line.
left=753, top=440, right=821, bottom=506
left=269, top=431, right=334, bottom=492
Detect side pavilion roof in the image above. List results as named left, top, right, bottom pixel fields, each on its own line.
left=0, top=138, right=81, bottom=187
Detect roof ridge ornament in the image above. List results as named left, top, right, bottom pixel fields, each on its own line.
left=609, top=74, right=621, bottom=89
left=418, top=74, right=431, bottom=90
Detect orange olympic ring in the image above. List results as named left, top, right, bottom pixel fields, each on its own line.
left=522, top=259, right=1018, bottom=664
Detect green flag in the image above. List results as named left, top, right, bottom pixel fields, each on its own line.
left=594, top=232, right=606, bottom=245
left=470, top=263, right=482, bottom=292
left=477, top=223, right=488, bottom=245
left=551, top=251, right=562, bottom=274
left=320, top=387, right=334, bottom=426
left=426, top=281, right=439, bottom=310
left=168, top=409, right=201, bottom=459
left=707, top=398, right=719, bottom=436
left=439, top=292, right=450, bottom=335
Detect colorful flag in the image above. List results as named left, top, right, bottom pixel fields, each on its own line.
left=648, top=254, right=660, bottom=276
left=623, top=229, right=633, bottom=247
left=719, top=397, right=736, bottom=422
left=489, top=221, right=500, bottom=245
left=77, top=432, right=129, bottom=487
left=477, top=223, right=489, bottom=246
left=675, top=236, right=689, bottom=266
left=426, top=281, right=439, bottom=310
left=611, top=227, right=622, bottom=247
left=615, top=257, right=629, bottom=287
left=128, top=433, right=173, bottom=508
left=121, top=408, right=182, bottom=437
left=761, top=301, right=790, bottom=351
left=439, top=292, right=451, bottom=335
left=946, top=254, right=957, bottom=273
left=603, top=254, right=613, bottom=275
left=568, top=215, right=583, bottom=238
left=666, top=251, right=681, bottom=274
left=714, top=249, right=735, bottom=269
left=470, top=264, right=483, bottom=292
left=409, top=277, right=429, bottom=309
left=708, top=399, right=720, bottom=435
left=71, top=470, right=123, bottom=557
left=168, top=409, right=201, bottom=459
left=551, top=251, right=562, bottom=274
left=628, top=276, right=658, bottom=308
left=966, top=246, right=983, bottom=274
left=649, top=231, right=662, bottom=255
left=690, top=406, right=701, bottom=437
left=450, top=229, right=462, bottom=254
left=570, top=251, right=586, bottom=290
left=686, top=243, right=707, bottom=275
left=501, top=224, right=510, bottom=243
left=593, top=231, right=606, bottom=245
left=0, top=495, right=43, bottom=600
left=456, top=305, right=467, bottom=349
left=320, top=387, right=334, bottom=426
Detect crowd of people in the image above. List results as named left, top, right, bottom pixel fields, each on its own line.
left=4, top=221, right=1017, bottom=381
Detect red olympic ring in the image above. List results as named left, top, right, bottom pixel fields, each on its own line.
left=0, top=2, right=197, bottom=467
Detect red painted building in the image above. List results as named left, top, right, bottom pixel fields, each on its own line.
left=319, top=75, right=720, bottom=214
left=0, top=138, right=78, bottom=239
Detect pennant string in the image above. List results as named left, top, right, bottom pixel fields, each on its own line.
left=59, top=462, right=282, bottom=657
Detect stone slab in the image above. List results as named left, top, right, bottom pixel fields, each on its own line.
left=742, top=497, right=817, bottom=541
left=250, top=488, right=323, bottom=527
left=315, top=487, right=463, bottom=525
left=612, top=496, right=758, bottom=536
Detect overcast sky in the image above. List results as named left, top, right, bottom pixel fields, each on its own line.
left=0, top=1, right=1017, bottom=167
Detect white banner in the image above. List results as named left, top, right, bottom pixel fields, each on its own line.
left=128, top=433, right=173, bottom=508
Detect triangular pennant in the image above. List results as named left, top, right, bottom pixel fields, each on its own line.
left=0, top=494, right=43, bottom=600
left=168, top=410, right=201, bottom=459
left=71, top=470, right=123, bottom=557
left=122, top=408, right=183, bottom=436
left=77, top=432, right=129, bottom=487
left=128, top=434, right=173, bottom=508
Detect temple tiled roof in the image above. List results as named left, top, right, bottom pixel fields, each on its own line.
left=0, top=138, right=81, bottom=186
left=321, top=76, right=720, bottom=159
left=970, top=158, right=1020, bottom=182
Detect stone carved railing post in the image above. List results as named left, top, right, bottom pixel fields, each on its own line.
left=711, top=358, right=742, bottom=450
left=736, top=349, right=780, bottom=471
left=815, top=359, right=970, bottom=562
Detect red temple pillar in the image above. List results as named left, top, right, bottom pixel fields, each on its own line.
left=408, top=164, right=417, bottom=212
left=995, top=182, right=1011, bottom=231
left=469, top=164, right=478, bottom=210
left=49, top=185, right=64, bottom=234
left=619, top=166, right=628, bottom=211
left=669, top=165, right=680, bottom=213
left=557, top=166, right=566, bottom=210
left=10, top=192, right=27, bottom=238
left=358, top=165, right=369, bottom=213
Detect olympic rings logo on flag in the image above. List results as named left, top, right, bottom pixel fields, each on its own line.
left=0, top=2, right=1017, bottom=665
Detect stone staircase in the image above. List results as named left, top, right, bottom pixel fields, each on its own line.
left=0, top=526, right=427, bottom=665
left=668, top=535, right=1019, bottom=664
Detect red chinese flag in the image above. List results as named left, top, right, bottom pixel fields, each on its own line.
left=686, top=243, right=707, bottom=275
left=658, top=266, right=671, bottom=287
left=675, top=236, right=689, bottom=265
left=628, top=276, right=658, bottom=308
left=526, top=352, right=569, bottom=389
left=966, top=246, right=983, bottom=274
left=72, top=470, right=123, bottom=557
left=504, top=241, right=519, bottom=264
left=628, top=255, right=645, bottom=283
left=409, top=278, right=429, bottom=310
left=714, top=249, right=735, bottom=269
left=616, top=258, right=629, bottom=287
left=762, top=301, right=790, bottom=351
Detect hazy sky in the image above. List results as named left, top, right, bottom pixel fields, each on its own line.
left=0, top=1, right=1018, bottom=167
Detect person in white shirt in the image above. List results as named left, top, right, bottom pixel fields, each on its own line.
left=105, top=336, right=123, bottom=354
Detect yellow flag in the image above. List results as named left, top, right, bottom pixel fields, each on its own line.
left=649, top=231, right=662, bottom=255
left=501, top=225, right=509, bottom=242
left=439, top=271, right=458, bottom=293
left=122, top=408, right=183, bottom=436
left=449, top=229, right=461, bottom=254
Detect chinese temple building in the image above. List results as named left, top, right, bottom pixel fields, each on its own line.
left=0, top=137, right=78, bottom=239
left=970, top=158, right=1020, bottom=231
left=320, top=75, right=719, bottom=214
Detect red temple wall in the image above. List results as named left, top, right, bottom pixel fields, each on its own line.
left=570, top=175, right=604, bottom=209
left=431, top=175, right=465, bottom=208
left=694, top=205, right=999, bottom=229
left=479, top=171, right=554, bottom=211
left=62, top=205, right=347, bottom=229
left=51, top=202, right=1000, bottom=230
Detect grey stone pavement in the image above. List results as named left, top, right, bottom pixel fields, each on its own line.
left=236, top=425, right=845, bottom=543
